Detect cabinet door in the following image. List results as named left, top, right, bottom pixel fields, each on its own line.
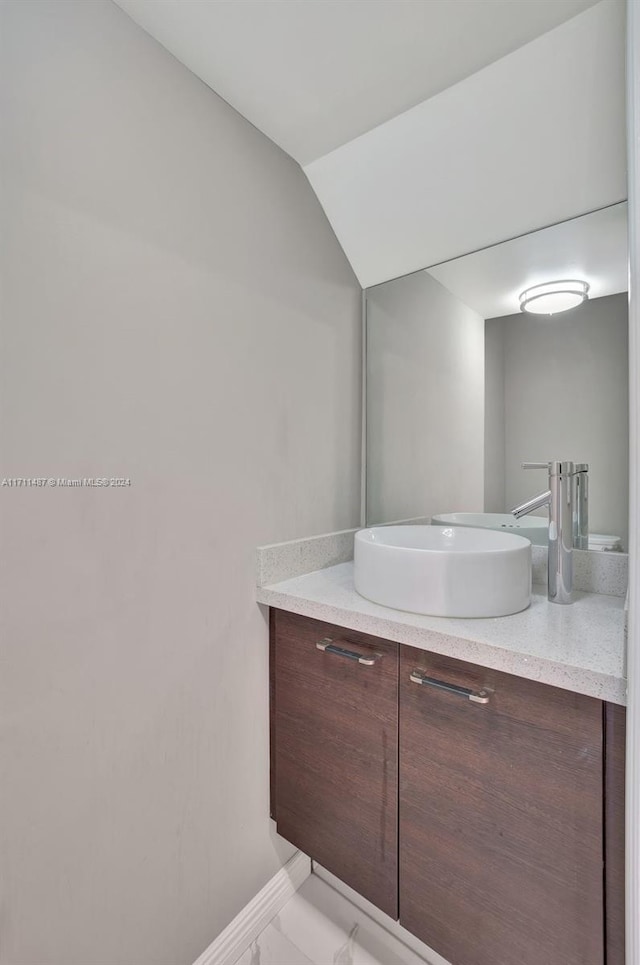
left=399, top=646, right=604, bottom=965
left=272, top=609, right=398, bottom=918
left=604, top=703, right=626, bottom=965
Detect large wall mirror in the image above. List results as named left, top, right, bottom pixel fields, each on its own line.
left=366, top=202, right=629, bottom=550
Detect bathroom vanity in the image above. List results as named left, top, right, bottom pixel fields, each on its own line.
left=259, top=548, right=626, bottom=965
left=254, top=176, right=630, bottom=965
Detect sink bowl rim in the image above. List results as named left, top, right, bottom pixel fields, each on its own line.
left=432, top=511, right=548, bottom=529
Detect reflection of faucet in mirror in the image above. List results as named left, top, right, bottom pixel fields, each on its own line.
left=511, top=461, right=588, bottom=605
left=574, top=464, right=589, bottom=551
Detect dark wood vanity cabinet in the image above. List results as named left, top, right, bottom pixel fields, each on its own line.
left=270, top=609, right=399, bottom=918
left=270, top=610, right=625, bottom=965
left=604, top=703, right=626, bottom=965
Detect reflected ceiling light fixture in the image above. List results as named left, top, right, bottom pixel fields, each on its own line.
left=519, top=280, right=590, bottom=315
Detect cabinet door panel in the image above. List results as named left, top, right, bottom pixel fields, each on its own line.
left=273, top=610, right=398, bottom=918
left=399, top=646, right=603, bottom=965
left=605, top=702, right=626, bottom=965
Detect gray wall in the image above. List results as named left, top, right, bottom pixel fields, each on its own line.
left=367, top=271, right=484, bottom=524
left=0, top=3, right=361, bottom=964
left=486, top=292, right=629, bottom=544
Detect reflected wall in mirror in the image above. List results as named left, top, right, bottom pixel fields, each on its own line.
left=366, top=202, right=629, bottom=550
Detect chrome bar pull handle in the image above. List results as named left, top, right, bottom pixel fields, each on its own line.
left=410, top=670, right=490, bottom=704
left=316, top=638, right=381, bottom=666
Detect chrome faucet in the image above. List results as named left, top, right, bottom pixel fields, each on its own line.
left=573, top=463, right=589, bottom=551
left=511, top=461, right=585, bottom=605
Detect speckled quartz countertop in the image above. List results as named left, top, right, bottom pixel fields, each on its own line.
left=257, top=562, right=626, bottom=705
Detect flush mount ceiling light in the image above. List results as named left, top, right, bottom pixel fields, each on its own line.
left=519, top=280, right=590, bottom=315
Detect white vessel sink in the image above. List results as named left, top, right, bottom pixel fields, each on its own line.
left=354, top=526, right=531, bottom=618
left=432, top=512, right=548, bottom=547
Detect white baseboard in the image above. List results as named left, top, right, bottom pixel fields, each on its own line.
left=192, top=851, right=311, bottom=965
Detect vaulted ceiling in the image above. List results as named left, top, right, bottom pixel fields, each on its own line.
left=113, top=0, right=600, bottom=165
left=113, top=0, right=626, bottom=287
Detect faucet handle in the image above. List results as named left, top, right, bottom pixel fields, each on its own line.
left=522, top=460, right=576, bottom=475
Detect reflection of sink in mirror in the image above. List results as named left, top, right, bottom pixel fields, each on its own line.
left=432, top=512, right=548, bottom=546
left=354, top=526, right=531, bottom=618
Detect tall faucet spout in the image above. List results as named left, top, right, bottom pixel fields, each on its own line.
left=511, top=490, right=551, bottom=519
left=513, top=460, right=576, bottom=605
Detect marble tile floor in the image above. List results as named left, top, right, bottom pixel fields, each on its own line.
left=232, top=874, right=448, bottom=965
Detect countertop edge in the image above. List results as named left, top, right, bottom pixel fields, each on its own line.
left=257, top=583, right=627, bottom=707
